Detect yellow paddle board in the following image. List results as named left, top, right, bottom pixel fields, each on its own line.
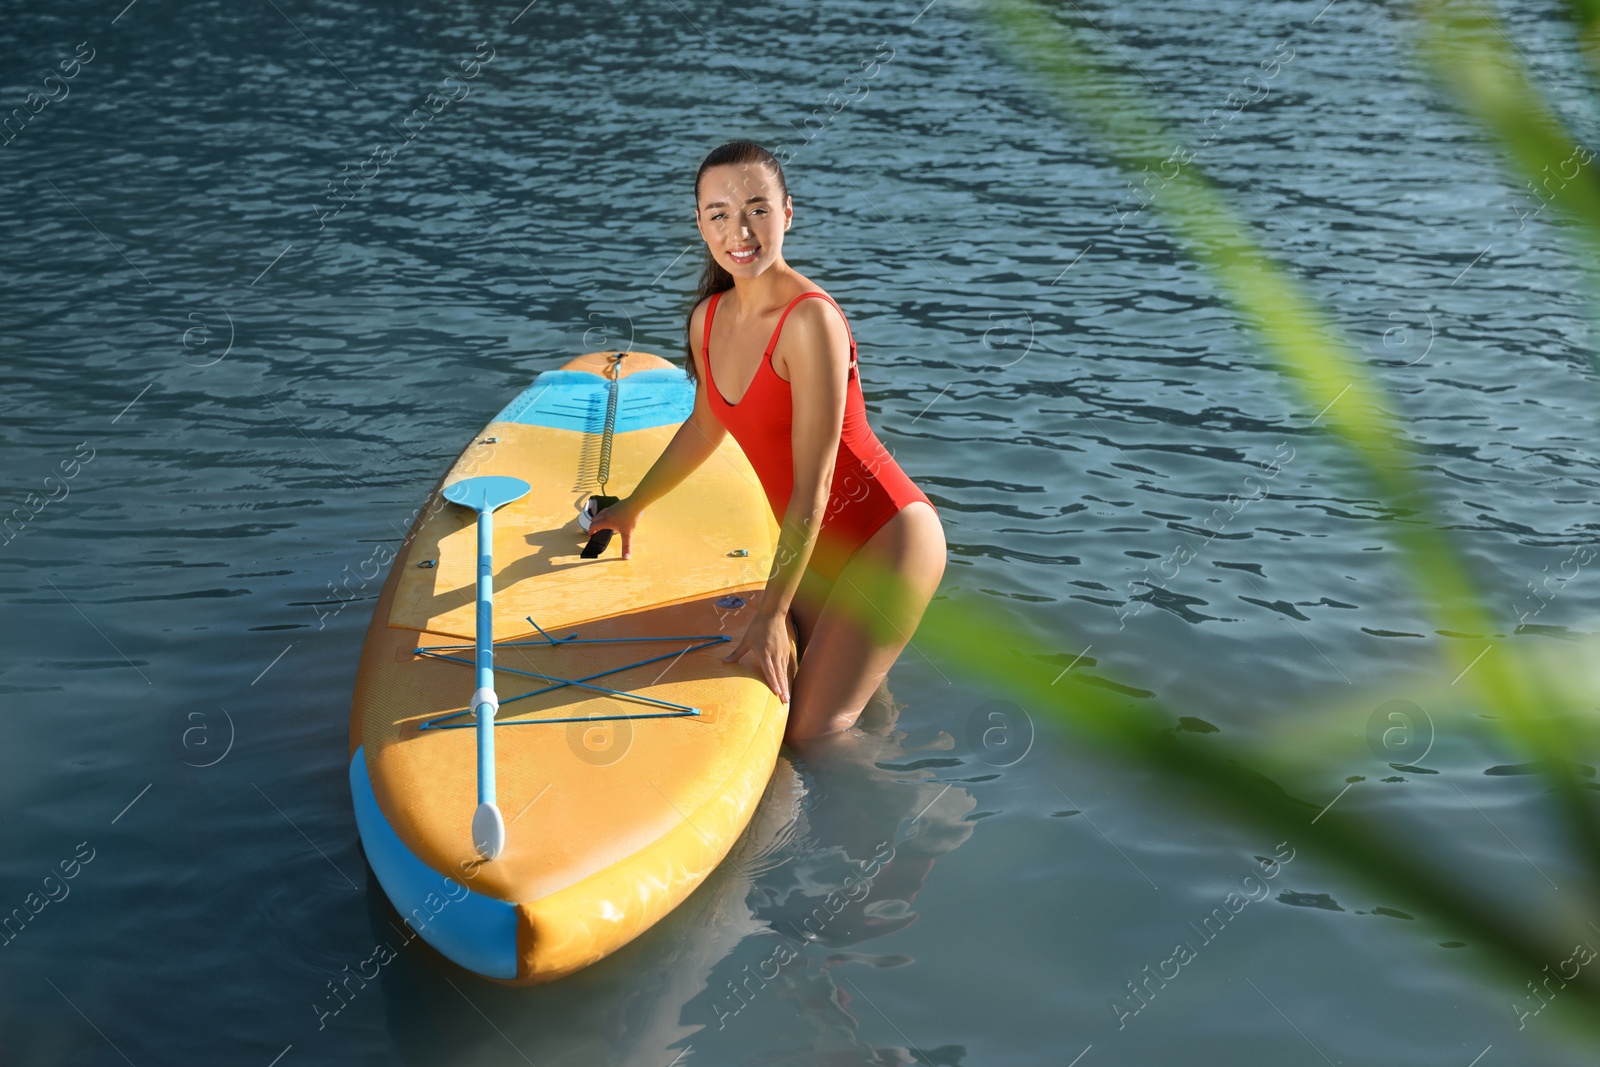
left=347, top=350, right=792, bottom=984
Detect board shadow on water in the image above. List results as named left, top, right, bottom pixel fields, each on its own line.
left=361, top=684, right=977, bottom=1067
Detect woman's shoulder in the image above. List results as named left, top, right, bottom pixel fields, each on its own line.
left=687, top=290, right=725, bottom=344
left=779, top=274, right=838, bottom=309
left=772, top=287, right=853, bottom=379
left=779, top=286, right=851, bottom=337
left=694, top=287, right=739, bottom=317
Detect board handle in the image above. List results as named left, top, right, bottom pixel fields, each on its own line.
left=580, top=494, right=622, bottom=558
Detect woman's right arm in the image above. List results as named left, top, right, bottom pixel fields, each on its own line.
left=589, top=299, right=727, bottom=557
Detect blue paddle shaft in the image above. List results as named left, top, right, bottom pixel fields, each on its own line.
left=442, top=475, right=529, bottom=817
left=476, top=506, right=496, bottom=807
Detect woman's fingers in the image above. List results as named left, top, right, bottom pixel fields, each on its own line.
left=723, top=622, right=790, bottom=702
left=590, top=505, right=634, bottom=559
left=764, top=651, right=790, bottom=703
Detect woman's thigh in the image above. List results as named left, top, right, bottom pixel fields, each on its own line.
left=787, top=563, right=833, bottom=657
left=785, top=502, right=946, bottom=744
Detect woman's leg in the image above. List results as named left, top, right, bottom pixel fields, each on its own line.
left=787, top=563, right=834, bottom=658
left=783, top=502, right=946, bottom=746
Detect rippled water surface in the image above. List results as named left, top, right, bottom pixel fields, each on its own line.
left=5, top=1, right=1600, bottom=1064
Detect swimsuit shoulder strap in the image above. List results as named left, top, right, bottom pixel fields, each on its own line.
left=700, top=290, right=725, bottom=384
left=764, top=291, right=859, bottom=371
left=702, top=290, right=725, bottom=356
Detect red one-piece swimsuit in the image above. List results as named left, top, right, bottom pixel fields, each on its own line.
left=701, top=289, right=937, bottom=585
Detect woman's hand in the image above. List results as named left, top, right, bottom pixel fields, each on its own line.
left=589, top=497, right=640, bottom=559
left=724, top=609, right=793, bottom=703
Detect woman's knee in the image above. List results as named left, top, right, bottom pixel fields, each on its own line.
left=784, top=697, right=867, bottom=745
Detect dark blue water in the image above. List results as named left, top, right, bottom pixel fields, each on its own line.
left=4, top=0, right=1599, bottom=1063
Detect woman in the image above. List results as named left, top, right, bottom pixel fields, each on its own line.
left=591, top=140, right=946, bottom=745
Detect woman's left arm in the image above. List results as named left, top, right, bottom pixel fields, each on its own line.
left=722, top=299, right=852, bottom=701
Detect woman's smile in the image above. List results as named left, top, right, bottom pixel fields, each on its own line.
left=728, top=244, right=760, bottom=265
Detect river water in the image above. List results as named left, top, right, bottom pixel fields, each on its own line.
left=4, top=0, right=1599, bottom=1064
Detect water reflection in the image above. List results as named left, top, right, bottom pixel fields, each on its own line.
left=365, top=684, right=975, bottom=1066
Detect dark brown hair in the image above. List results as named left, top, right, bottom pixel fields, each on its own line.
left=682, top=140, right=789, bottom=383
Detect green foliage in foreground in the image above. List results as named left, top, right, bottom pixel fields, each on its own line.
left=859, top=0, right=1600, bottom=1044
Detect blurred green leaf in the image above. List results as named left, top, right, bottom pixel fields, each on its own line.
left=842, top=0, right=1600, bottom=1042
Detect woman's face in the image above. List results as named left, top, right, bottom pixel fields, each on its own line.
left=695, top=162, right=792, bottom=278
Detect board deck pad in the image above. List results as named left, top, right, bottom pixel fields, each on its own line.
left=390, top=420, right=776, bottom=640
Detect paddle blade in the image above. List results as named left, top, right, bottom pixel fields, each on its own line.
left=472, top=802, right=506, bottom=860
left=443, top=475, right=531, bottom=513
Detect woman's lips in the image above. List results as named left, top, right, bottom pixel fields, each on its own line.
left=728, top=245, right=759, bottom=265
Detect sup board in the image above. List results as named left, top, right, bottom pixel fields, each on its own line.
left=348, top=350, right=793, bottom=984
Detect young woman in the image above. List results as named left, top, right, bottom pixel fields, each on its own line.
left=590, top=140, right=946, bottom=745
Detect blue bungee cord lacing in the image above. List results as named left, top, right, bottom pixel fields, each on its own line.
left=418, top=352, right=736, bottom=732
left=415, top=613, right=732, bottom=730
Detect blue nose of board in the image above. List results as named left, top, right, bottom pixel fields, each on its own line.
left=443, top=475, right=532, bottom=513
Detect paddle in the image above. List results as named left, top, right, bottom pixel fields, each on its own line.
left=442, top=474, right=532, bottom=860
